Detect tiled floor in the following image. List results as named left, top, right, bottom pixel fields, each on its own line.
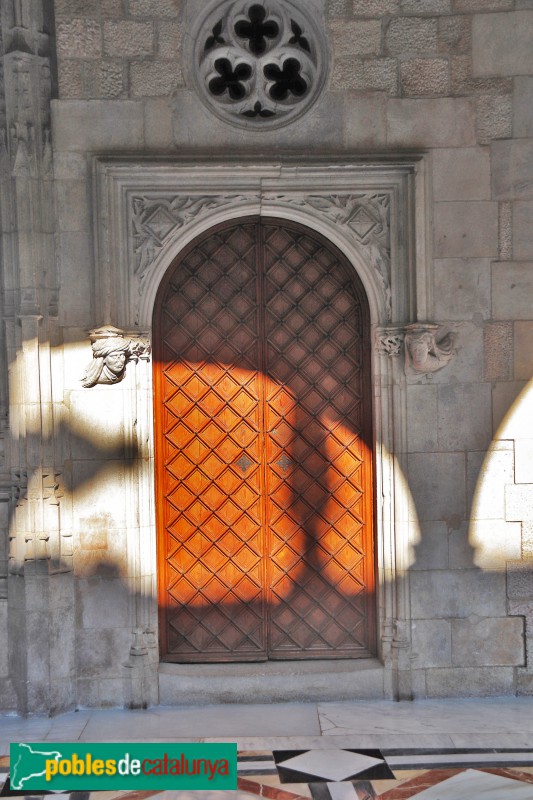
left=2, top=699, right=533, bottom=798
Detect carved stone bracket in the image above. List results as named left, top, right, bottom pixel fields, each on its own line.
left=376, top=323, right=457, bottom=375
left=404, top=323, right=456, bottom=375
left=82, top=325, right=151, bottom=388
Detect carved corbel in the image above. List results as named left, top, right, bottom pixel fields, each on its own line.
left=82, top=325, right=151, bottom=388
left=376, top=323, right=457, bottom=375
left=404, top=323, right=456, bottom=375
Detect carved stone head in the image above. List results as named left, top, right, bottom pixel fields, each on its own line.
left=82, top=326, right=150, bottom=388
left=404, top=323, right=456, bottom=375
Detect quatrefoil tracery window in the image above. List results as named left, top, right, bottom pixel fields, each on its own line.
left=192, top=0, right=328, bottom=129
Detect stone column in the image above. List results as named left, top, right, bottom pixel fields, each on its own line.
left=120, top=334, right=159, bottom=709
left=375, top=326, right=413, bottom=701
left=1, top=0, right=75, bottom=715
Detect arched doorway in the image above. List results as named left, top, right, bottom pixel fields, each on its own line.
left=153, top=217, right=376, bottom=662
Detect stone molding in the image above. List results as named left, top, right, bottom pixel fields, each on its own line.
left=93, top=158, right=429, bottom=330
left=131, top=190, right=392, bottom=316
left=93, top=156, right=430, bottom=701
left=1, top=0, right=61, bottom=584
left=0, top=481, right=10, bottom=600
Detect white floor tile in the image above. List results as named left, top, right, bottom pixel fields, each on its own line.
left=409, top=768, right=533, bottom=799
left=3, top=698, right=533, bottom=749
left=327, top=782, right=360, bottom=800
left=80, top=704, right=320, bottom=740
left=318, top=699, right=533, bottom=736
left=205, top=734, right=456, bottom=750
left=450, top=733, right=533, bottom=748
left=277, top=750, right=384, bottom=781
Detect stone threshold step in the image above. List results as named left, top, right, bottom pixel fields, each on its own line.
left=158, top=658, right=386, bottom=704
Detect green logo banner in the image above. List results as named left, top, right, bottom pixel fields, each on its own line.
left=10, top=742, right=237, bottom=791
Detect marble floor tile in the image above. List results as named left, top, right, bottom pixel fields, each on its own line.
left=274, top=750, right=394, bottom=782
left=318, top=699, right=533, bottom=737
left=450, top=733, right=533, bottom=748
left=1, top=730, right=53, bottom=745
left=239, top=772, right=312, bottom=798
left=2, top=697, right=533, bottom=764
left=206, top=738, right=368, bottom=750
left=0, top=718, right=25, bottom=730
left=204, top=735, right=456, bottom=750
left=238, top=761, right=276, bottom=775
left=328, top=784, right=366, bottom=800
left=80, top=738, right=206, bottom=743
left=44, top=722, right=91, bottom=741
left=0, top=719, right=53, bottom=736
left=353, top=735, right=457, bottom=750
left=309, top=783, right=372, bottom=800
left=3, top=747, right=533, bottom=800
left=80, top=704, right=320, bottom=741
left=405, top=768, right=533, bottom=799
left=142, top=793, right=260, bottom=800
left=385, top=751, right=533, bottom=770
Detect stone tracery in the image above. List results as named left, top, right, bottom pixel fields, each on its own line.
left=192, top=0, right=328, bottom=129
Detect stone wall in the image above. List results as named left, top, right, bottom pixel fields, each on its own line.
left=54, top=0, right=183, bottom=100
left=0, top=0, right=532, bottom=712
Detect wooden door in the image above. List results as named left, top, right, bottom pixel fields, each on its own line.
left=154, top=218, right=375, bottom=662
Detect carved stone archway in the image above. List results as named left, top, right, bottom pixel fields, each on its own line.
left=93, top=157, right=432, bottom=704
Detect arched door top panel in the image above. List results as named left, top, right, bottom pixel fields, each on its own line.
left=154, top=217, right=376, bottom=662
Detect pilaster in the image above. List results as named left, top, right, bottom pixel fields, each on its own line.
left=0, top=0, right=74, bottom=715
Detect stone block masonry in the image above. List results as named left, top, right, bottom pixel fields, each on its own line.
left=53, top=1, right=183, bottom=101
left=0, top=0, right=531, bottom=713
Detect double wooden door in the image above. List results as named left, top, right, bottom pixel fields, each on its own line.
left=154, top=218, right=375, bottom=661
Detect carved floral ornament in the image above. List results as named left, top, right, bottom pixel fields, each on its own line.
left=377, top=324, right=457, bottom=375
left=130, top=191, right=392, bottom=319
left=82, top=326, right=151, bottom=388
left=191, top=0, right=328, bottom=128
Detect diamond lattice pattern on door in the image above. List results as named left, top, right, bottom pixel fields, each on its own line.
left=154, top=218, right=375, bottom=661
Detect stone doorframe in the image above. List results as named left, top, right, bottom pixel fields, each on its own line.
left=93, top=156, right=431, bottom=703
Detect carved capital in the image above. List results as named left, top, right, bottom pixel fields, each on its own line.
left=404, top=323, right=456, bottom=375
left=82, top=325, right=151, bottom=388
left=376, top=326, right=404, bottom=357
left=392, top=618, right=411, bottom=648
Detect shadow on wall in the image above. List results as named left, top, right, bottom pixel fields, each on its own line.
left=0, top=344, right=531, bottom=710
